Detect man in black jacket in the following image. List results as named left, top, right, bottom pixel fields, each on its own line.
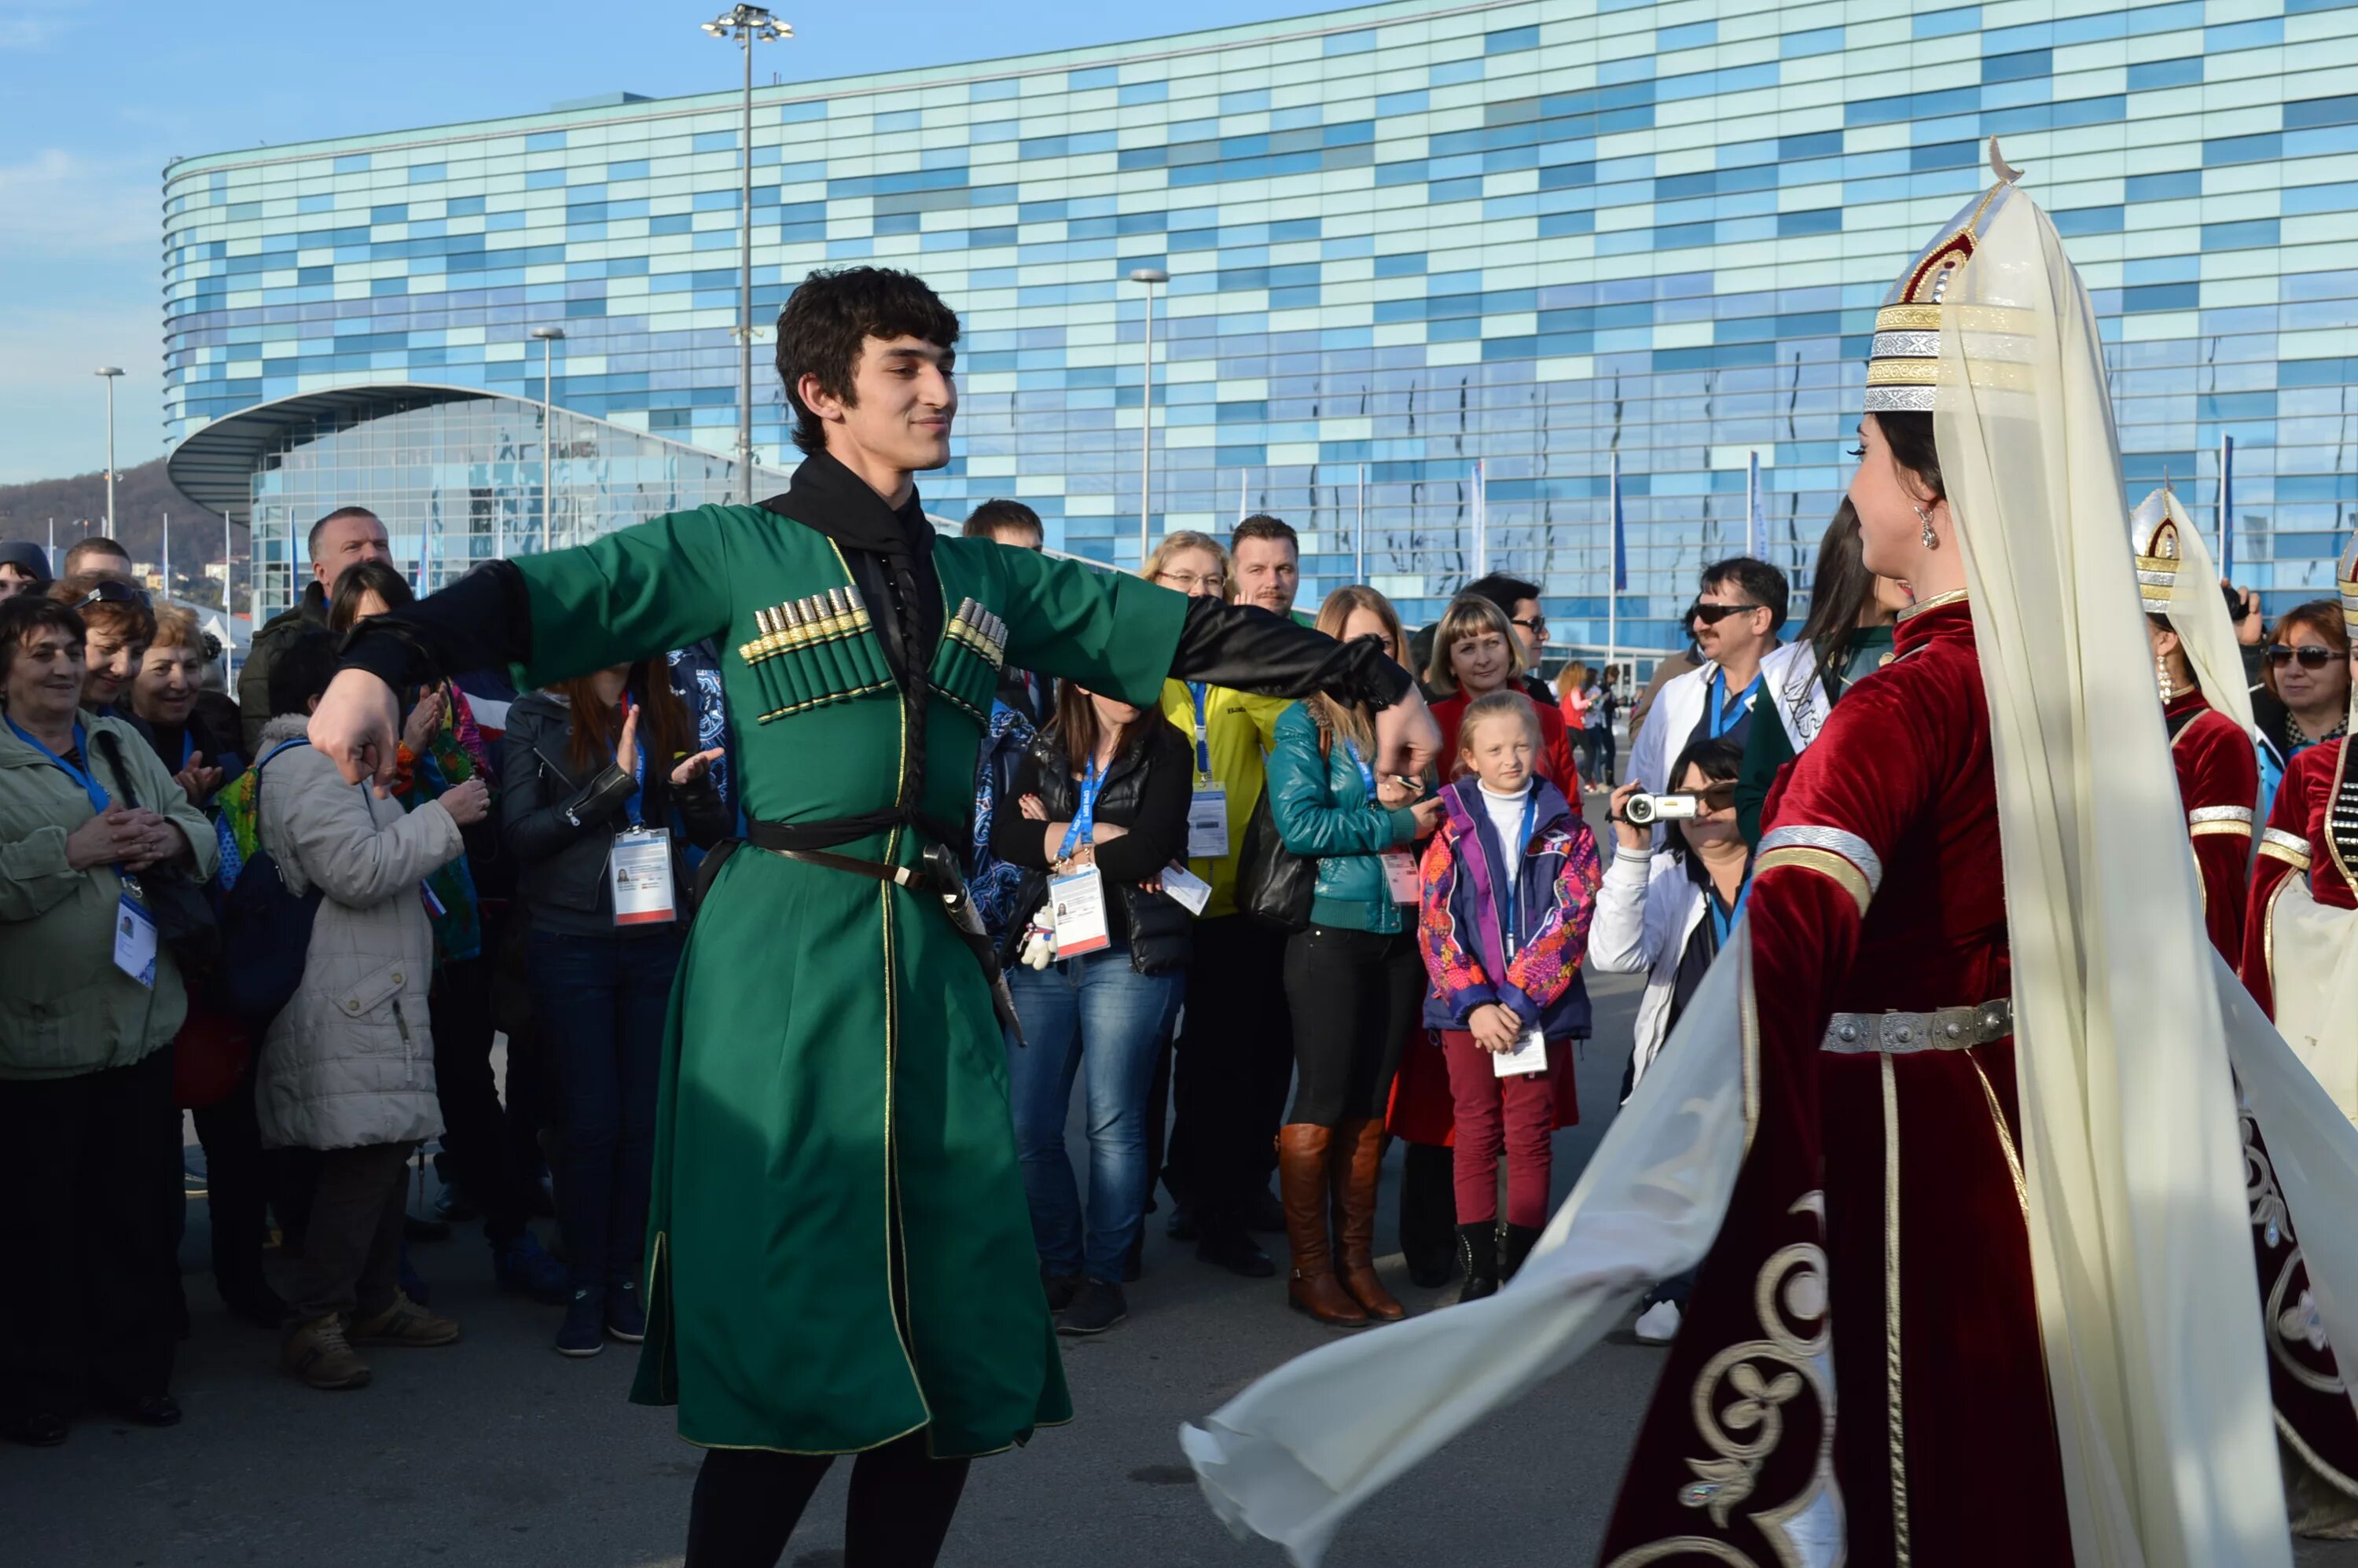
left=237, top=508, right=391, bottom=755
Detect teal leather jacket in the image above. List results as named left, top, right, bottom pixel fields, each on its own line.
left=1264, top=703, right=1420, bottom=934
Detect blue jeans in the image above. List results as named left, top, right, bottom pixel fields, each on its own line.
left=1004, top=951, right=1183, bottom=1283
left=527, top=927, right=682, bottom=1293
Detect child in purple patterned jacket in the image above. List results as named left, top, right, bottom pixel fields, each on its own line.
left=1417, top=691, right=1603, bottom=1305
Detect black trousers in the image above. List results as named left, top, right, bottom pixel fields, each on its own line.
left=0, top=1045, right=184, bottom=1415
left=684, top=1433, right=970, bottom=1568
left=1282, top=924, right=1423, bottom=1127
left=1166, top=913, right=1293, bottom=1228
left=189, top=1067, right=288, bottom=1306
left=428, top=940, right=534, bottom=1243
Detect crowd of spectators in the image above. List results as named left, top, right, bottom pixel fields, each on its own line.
left=2, top=503, right=2322, bottom=1445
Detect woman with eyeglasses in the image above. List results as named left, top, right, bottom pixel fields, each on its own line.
left=2253, top=601, right=2351, bottom=787
left=48, top=573, right=152, bottom=724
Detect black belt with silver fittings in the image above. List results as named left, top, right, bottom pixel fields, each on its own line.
left=1820, top=998, right=2014, bottom=1055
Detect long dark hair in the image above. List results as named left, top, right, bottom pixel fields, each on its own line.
left=326, top=560, right=414, bottom=632
left=553, top=660, right=692, bottom=780
left=1795, top=501, right=1880, bottom=689
left=1047, top=681, right=1155, bottom=776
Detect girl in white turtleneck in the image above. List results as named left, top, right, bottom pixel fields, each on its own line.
left=1416, top=691, right=1601, bottom=1305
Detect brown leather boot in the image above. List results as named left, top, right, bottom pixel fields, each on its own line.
left=1332, top=1118, right=1407, bottom=1320
left=1278, top=1126, right=1367, bottom=1327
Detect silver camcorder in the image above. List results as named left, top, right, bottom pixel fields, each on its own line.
left=1623, top=791, right=1702, bottom=826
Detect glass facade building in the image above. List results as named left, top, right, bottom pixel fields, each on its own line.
left=163, top=0, right=2358, bottom=647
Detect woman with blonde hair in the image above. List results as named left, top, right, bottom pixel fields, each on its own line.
left=1143, top=532, right=1232, bottom=602
left=1423, top=594, right=1578, bottom=793
left=1263, top=586, right=1440, bottom=1325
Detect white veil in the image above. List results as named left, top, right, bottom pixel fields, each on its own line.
left=2134, top=484, right=2261, bottom=746
left=1934, top=157, right=2290, bottom=1567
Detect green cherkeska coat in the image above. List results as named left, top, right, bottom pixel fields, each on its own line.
left=508, top=502, right=1187, bottom=1458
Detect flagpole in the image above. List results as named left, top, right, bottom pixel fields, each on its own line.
left=1605, top=451, right=1621, bottom=697
left=161, top=512, right=170, bottom=598
left=1471, top=460, right=1486, bottom=578
left=2217, top=432, right=2235, bottom=578
left=1354, top=461, right=1365, bottom=582
left=1745, top=450, right=1760, bottom=558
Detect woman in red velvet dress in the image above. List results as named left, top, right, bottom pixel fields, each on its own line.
left=2239, top=538, right=2358, bottom=1535
left=1597, top=204, right=2076, bottom=1564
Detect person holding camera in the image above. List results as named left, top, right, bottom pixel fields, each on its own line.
left=1593, top=736, right=1750, bottom=1344
left=1416, top=690, right=1600, bottom=1305
left=991, top=678, right=1194, bottom=1338
left=1266, top=587, right=1440, bottom=1327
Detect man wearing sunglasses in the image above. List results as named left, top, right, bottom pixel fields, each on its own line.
left=1629, top=556, right=1794, bottom=807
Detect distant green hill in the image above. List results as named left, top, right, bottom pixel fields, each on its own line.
left=0, top=458, right=229, bottom=601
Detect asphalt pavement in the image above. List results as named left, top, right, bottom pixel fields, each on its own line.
left=12, top=804, right=2358, bottom=1566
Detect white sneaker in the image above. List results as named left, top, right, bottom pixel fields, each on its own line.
left=1633, top=1300, right=1681, bottom=1343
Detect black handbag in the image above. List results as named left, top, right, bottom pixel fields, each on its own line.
left=91, top=730, right=222, bottom=976
left=209, top=740, right=324, bottom=1032
left=1230, top=785, right=1315, bottom=933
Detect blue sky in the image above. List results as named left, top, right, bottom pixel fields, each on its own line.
left=0, top=0, right=1322, bottom=484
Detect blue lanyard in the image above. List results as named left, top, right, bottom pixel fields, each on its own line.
left=1708, top=877, right=1752, bottom=950
left=1706, top=668, right=1764, bottom=740
left=6, top=716, right=109, bottom=815
left=178, top=730, right=194, bottom=771
left=1188, top=682, right=1212, bottom=779
left=1343, top=739, right=1376, bottom=801
left=1499, top=788, right=1538, bottom=954
left=1058, top=758, right=1107, bottom=860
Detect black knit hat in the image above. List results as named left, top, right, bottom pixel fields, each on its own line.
left=0, top=542, right=52, bottom=585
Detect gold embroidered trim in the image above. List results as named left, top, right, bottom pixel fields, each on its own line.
left=1882, top=1056, right=1911, bottom=1566
left=2330, top=740, right=2356, bottom=891
left=1970, top=1056, right=2030, bottom=1219
left=2190, top=820, right=2256, bottom=839
left=2258, top=834, right=2313, bottom=871
left=1754, top=846, right=1871, bottom=916
left=1897, top=588, right=1970, bottom=623
left=1875, top=303, right=1944, bottom=332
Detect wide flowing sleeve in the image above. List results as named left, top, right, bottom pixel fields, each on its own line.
left=2242, top=740, right=2333, bottom=1019
left=2176, top=714, right=2261, bottom=963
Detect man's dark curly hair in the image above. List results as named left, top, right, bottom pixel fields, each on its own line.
left=775, top=266, right=961, bottom=456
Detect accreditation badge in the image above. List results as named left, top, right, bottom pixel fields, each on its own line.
left=1381, top=850, right=1420, bottom=904
left=1048, top=865, right=1111, bottom=956
left=113, top=890, right=159, bottom=987
left=609, top=827, right=678, bottom=926
left=1493, top=1026, right=1549, bottom=1078
left=1187, top=787, right=1229, bottom=860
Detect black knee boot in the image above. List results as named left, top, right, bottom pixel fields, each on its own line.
left=1455, top=1221, right=1499, bottom=1305
left=1500, top=1222, right=1544, bottom=1283
left=1399, top=1142, right=1458, bottom=1288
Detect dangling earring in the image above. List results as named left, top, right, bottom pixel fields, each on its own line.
left=2155, top=653, right=2176, bottom=702
left=1915, top=505, right=1940, bottom=551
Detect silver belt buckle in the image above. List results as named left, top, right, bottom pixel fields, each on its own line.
left=1822, top=999, right=2012, bottom=1055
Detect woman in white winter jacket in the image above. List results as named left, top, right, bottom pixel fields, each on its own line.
left=1589, top=733, right=1750, bottom=1344
left=253, top=631, right=488, bottom=1392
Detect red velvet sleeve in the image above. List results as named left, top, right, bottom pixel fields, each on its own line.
left=2241, top=743, right=2331, bottom=1017
left=2177, top=714, right=2261, bottom=963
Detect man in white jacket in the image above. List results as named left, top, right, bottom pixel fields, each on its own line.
left=1628, top=557, right=1796, bottom=797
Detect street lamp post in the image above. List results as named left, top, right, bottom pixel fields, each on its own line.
left=1129, top=268, right=1168, bottom=568
left=94, top=368, right=123, bottom=538
left=530, top=326, right=566, bottom=554
left=703, top=5, right=792, bottom=504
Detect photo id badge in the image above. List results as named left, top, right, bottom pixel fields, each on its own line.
left=1048, top=865, right=1111, bottom=957
left=1493, top=1026, right=1548, bottom=1079
left=1187, top=787, right=1229, bottom=861
left=609, top=827, right=678, bottom=927
left=1381, top=850, right=1420, bottom=904
left=1160, top=862, right=1213, bottom=917
left=114, top=894, right=159, bottom=988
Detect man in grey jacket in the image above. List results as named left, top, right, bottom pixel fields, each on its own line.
left=253, top=630, right=484, bottom=1391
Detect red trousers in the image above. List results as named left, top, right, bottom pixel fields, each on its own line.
left=1438, top=1030, right=1568, bottom=1228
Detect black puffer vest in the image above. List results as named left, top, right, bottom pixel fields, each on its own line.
left=1001, top=723, right=1194, bottom=975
